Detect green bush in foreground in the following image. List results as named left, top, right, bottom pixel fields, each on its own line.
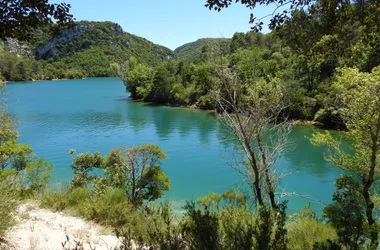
left=0, top=180, right=18, bottom=238
left=287, top=204, right=338, bottom=250
left=38, top=185, right=349, bottom=250
left=287, top=217, right=337, bottom=250
left=39, top=187, right=91, bottom=212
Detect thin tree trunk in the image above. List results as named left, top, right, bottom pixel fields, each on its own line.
left=257, top=135, right=277, bottom=210
left=364, top=140, right=378, bottom=249
left=236, top=113, right=264, bottom=206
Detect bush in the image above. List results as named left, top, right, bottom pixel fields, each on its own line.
left=39, top=187, right=91, bottom=212
left=0, top=180, right=18, bottom=238
left=287, top=204, right=337, bottom=250
left=78, top=188, right=131, bottom=226
left=145, top=202, right=185, bottom=250
left=287, top=218, right=337, bottom=250
left=218, top=204, right=254, bottom=250
left=182, top=201, right=221, bottom=250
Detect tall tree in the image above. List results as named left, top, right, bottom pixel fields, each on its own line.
left=312, top=67, right=380, bottom=248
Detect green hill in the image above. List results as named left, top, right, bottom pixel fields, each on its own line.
left=0, top=21, right=176, bottom=81
left=174, top=38, right=231, bottom=62
left=31, top=21, right=174, bottom=76
left=1, top=23, right=234, bottom=81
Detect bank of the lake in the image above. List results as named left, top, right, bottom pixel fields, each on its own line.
left=5, top=77, right=344, bottom=215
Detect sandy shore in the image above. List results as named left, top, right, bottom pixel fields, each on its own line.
left=2, top=203, right=121, bottom=250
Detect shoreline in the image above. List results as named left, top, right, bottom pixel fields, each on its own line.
left=2, top=77, right=85, bottom=84
left=3, top=77, right=331, bottom=130
left=131, top=99, right=329, bottom=129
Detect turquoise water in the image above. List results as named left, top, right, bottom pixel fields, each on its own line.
left=5, top=78, right=343, bottom=214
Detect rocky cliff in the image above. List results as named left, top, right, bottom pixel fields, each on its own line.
left=1, top=38, right=32, bottom=58
left=35, top=24, right=91, bottom=60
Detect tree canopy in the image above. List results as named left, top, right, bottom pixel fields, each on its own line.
left=0, top=0, right=74, bottom=40
left=205, top=0, right=379, bottom=35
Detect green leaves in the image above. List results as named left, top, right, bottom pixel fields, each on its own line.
left=323, top=175, right=369, bottom=249
left=311, top=66, right=380, bottom=248
left=138, top=166, right=170, bottom=202
left=70, top=144, right=170, bottom=207
left=22, top=157, right=52, bottom=193
left=333, top=67, right=380, bottom=145
left=70, top=151, right=104, bottom=188
left=0, top=0, right=74, bottom=41
left=125, top=63, right=154, bottom=99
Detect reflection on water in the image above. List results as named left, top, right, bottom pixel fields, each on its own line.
left=6, top=78, right=343, bottom=215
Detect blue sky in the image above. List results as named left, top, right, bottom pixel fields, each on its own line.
left=61, top=0, right=273, bottom=50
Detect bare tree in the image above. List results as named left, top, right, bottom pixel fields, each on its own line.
left=214, top=63, right=293, bottom=210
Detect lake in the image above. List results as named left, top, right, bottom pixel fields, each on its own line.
left=5, top=77, right=343, bottom=215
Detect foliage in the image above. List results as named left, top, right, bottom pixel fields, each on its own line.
left=123, top=29, right=325, bottom=123
left=70, top=145, right=169, bottom=207
left=0, top=49, right=85, bottom=81
left=181, top=190, right=288, bottom=250
left=0, top=178, right=18, bottom=238
left=0, top=0, right=74, bottom=41
left=202, top=0, right=380, bottom=129
left=69, top=151, right=104, bottom=188
left=311, top=67, right=380, bottom=248
left=125, top=63, right=154, bottom=99
left=33, top=21, right=174, bottom=76
left=312, top=240, right=343, bottom=250
left=0, top=21, right=174, bottom=81
left=205, top=0, right=379, bottom=37
left=323, top=175, right=369, bottom=250
left=287, top=204, right=338, bottom=250
left=182, top=201, right=221, bottom=250
left=174, top=38, right=231, bottom=62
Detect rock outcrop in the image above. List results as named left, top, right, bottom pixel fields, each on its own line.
left=35, top=24, right=91, bottom=60
left=2, top=38, right=32, bottom=58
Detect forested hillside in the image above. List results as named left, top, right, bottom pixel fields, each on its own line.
left=174, top=38, right=231, bottom=62
left=124, top=8, right=380, bottom=128
left=0, top=21, right=174, bottom=81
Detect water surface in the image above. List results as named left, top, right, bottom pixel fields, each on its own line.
left=6, top=78, right=343, bottom=214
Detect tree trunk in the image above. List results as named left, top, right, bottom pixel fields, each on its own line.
left=257, top=135, right=277, bottom=210
left=265, top=170, right=277, bottom=210
left=236, top=114, right=264, bottom=206
left=363, top=135, right=379, bottom=249
left=363, top=180, right=378, bottom=249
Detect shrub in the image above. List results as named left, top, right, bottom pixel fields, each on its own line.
left=78, top=188, right=131, bottom=226
left=0, top=180, right=18, bottom=238
left=218, top=204, right=254, bottom=250
left=182, top=201, right=221, bottom=250
left=287, top=204, right=338, bottom=250
left=39, top=187, right=91, bottom=212
left=287, top=218, right=337, bottom=250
